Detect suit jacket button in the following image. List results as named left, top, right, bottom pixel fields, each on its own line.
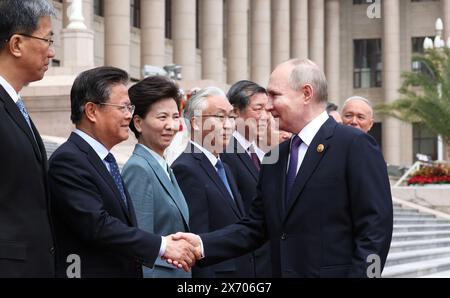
left=281, top=233, right=287, bottom=240
left=50, top=247, right=55, bottom=255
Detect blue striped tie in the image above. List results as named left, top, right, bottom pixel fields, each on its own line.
left=215, top=160, right=234, bottom=200
left=104, top=153, right=128, bottom=208
left=16, top=97, right=32, bottom=130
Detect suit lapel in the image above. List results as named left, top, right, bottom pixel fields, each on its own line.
left=70, top=133, right=133, bottom=223
left=224, top=163, right=245, bottom=217
left=284, top=118, right=336, bottom=220
left=134, top=145, right=190, bottom=228
left=192, top=146, right=243, bottom=219
left=0, top=87, right=42, bottom=163
left=234, top=139, right=259, bottom=181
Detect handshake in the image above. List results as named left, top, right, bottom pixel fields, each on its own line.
left=162, top=232, right=203, bottom=272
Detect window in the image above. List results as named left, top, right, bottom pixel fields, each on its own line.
left=165, top=0, right=172, bottom=39
left=94, top=0, right=103, bottom=17
left=354, top=39, right=382, bottom=88
left=411, top=37, right=434, bottom=78
left=131, top=0, right=141, bottom=28
left=353, top=0, right=367, bottom=4
left=51, top=59, right=60, bottom=67
left=413, top=123, right=437, bottom=161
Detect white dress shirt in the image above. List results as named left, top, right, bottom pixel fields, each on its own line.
left=233, top=131, right=265, bottom=162
left=288, top=111, right=330, bottom=175
left=0, top=75, right=19, bottom=103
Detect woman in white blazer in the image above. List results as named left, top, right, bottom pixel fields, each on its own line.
left=122, top=76, right=191, bottom=278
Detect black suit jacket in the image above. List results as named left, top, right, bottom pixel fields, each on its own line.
left=172, top=144, right=255, bottom=278
left=48, top=132, right=161, bottom=278
left=0, top=86, right=55, bottom=277
left=199, top=117, right=393, bottom=277
left=221, top=137, right=272, bottom=277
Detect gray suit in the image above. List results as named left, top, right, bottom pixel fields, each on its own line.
left=122, top=144, right=190, bottom=278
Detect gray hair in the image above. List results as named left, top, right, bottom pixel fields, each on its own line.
left=343, top=96, right=373, bottom=116
left=287, top=58, right=328, bottom=104
left=0, top=0, right=56, bottom=50
left=183, top=86, right=226, bottom=120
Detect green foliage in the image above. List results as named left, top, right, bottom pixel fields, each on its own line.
left=376, top=48, right=450, bottom=144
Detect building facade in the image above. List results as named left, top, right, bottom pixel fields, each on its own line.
left=23, top=0, right=450, bottom=166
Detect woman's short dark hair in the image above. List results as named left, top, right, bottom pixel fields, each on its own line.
left=128, top=76, right=181, bottom=139
left=70, top=66, right=129, bottom=124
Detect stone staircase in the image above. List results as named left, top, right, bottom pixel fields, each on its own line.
left=382, top=203, right=450, bottom=278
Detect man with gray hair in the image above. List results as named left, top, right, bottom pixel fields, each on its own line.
left=0, top=0, right=56, bottom=277
left=341, top=96, right=374, bottom=133
left=173, top=59, right=393, bottom=277
left=171, top=87, right=256, bottom=278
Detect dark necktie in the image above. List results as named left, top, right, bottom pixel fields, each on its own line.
left=248, top=145, right=261, bottom=171
left=285, top=135, right=302, bottom=204
left=104, top=153, right=128, bottom=208
left=215, top=160, right=234, bottom=200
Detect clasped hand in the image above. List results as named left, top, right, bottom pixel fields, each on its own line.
left=161, top=232, right=202, bottom=272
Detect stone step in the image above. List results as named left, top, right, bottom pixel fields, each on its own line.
left=421, top=270, right=450, bottom=278
left=392, top=230, right=450, bottom=241
left=393, top=224, right=450, bottom=233
left=389, top=238, right=450, bottom=253
left=393, top=208, right=419, bottom=213
left=394, top=213, right=435, bottom=219
left=382, top=256, right=450, bottom=278
left=386, top=247, right=450, bottom=266
left=393, top=218, right=450, bottom=225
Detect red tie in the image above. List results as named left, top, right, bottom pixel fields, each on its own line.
left=249, top=145, right=261, bottom=170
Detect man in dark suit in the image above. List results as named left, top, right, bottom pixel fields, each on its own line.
left=174, top=59, right=393, bottom=278
left=221, top=80, right=272, bottom=277
left=48, top=66, right=198, bottom=278
left=172, top=87, right=256, bottom=278
left=0, top=0, right=56, bottom=277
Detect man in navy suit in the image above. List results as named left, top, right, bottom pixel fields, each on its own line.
left=0, top=0, right=56, bottom=277
left=172, top=87, right=256, bottom=278
left=173, top=59, right=393, bottom=277
left=221, top=80, right=272, bottom=277
left=48, top=66, right=198, bottom=278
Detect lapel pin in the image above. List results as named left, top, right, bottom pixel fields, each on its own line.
left=317, top=144, right=325, bottom=153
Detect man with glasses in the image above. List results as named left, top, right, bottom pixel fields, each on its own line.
left=48, top=66, right=199, bottom=278
left=172, top=87, right=256, bottom=278
left=0, top=0, right=56, bottom=277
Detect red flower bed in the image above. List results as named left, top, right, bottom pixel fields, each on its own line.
left=407, top=164, right=450, bottom=185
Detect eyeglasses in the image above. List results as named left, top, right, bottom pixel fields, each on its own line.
left=99, top=103, right=135, bottom=115
left=15, top=33, right=54, bottom=47
left=201, top=114, right=238, bottom=122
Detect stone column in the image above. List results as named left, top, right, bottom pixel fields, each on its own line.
left=290, top=0, right=308, bottom=59
left=83, top=0, right=93, bottom=29
left=271, top=0, right=290, bottom=68
left=383, top=0, right=402, bottom=165
left=227, top=0, right=249, bottom=84
left=325, top=0, right=340, bottom=102
left=141, top=0, right=165, bottom=67
left=443, top=0, right=450, bottom=41
left=172, top=0, right=197, bottom=81
left=250, top=0, right=271, bottom=86
left=104, top=0, right=131, bottom=72
left=201, top=0, right=223, bottom=82
left=308, top=0, right=324, bottom=70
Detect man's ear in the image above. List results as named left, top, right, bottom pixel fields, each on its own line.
left=191, top=116, right=200, bottom=131
left=84, top=102, right=98, bottom=123
left=301, top=84, right=314, bottom=104
left=8, top=36, right=23, bottom=58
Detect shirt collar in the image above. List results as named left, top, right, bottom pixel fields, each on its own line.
left=233, top=131, right=265, bottom=160
left=297, top=111, right=329, bottom=147
left=137, top=143, right=169, bottom=172
left=74, top=128, right=110, bottom=161
left=0, top=75, right=19, bottom=103
left=190, top=140, right=220, bottom=168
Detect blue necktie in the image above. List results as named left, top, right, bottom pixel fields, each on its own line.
left=215, top=160, right=234, bottom=200
left=16, top=97, right=32, bottom=131
left=104, top=153, right=128, bottom=208
left=286, top=135, right=302, bottom=204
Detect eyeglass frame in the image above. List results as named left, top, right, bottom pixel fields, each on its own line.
left=97, top=102, right=136, bottom=115
left=7, top=33, right=54, bottom=47
left=199, top=114, right=238, bottom=123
